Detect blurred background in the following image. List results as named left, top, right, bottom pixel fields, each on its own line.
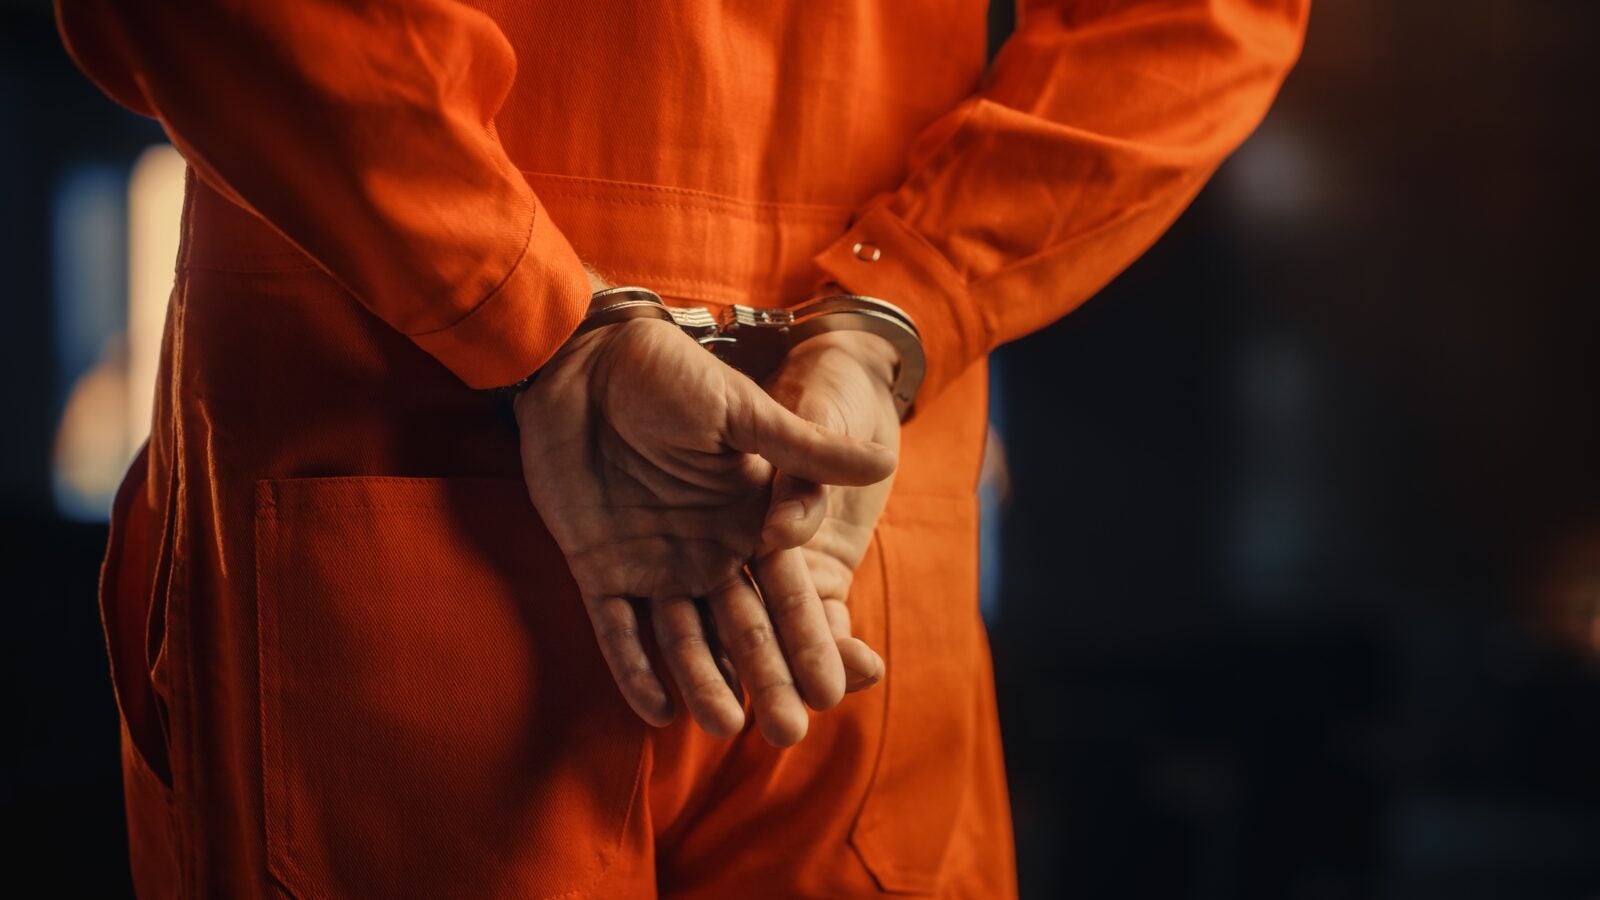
left=3, top=1, right=1597, bottom=897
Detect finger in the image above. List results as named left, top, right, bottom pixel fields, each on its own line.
left=707, top=575, right=809, bottom=747
left=751, top=549, right=846, bottom=712
left=726, top=379, right=896, bottom=487
left=824, top=599, right=884, bottom=693
left=761, top=474, right=827, bottom=551
left=839, top=638, right=884, bottom=692
left=651, top=596, right=745, bottom=739
left=583, top=595, right=674, bottom=727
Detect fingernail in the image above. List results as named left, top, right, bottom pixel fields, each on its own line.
left=855, top=650, right=884, bottom=677
left=844, top=651, right=882, bottom=677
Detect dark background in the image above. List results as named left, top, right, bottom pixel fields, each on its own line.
left=4, top=1, right=1598, bottom=897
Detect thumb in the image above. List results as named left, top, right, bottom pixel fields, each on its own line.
left=761, top=473, right=827, bottom=551
left=725, top=378, right=895, bottom=487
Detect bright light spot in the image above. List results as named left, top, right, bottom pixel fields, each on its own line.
left=52, top=144, right=185, bottom=520
left=127, top=144, right=186, bottom=457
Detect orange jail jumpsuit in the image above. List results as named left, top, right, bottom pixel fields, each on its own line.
left=59, top=0, right=1307, bottom=896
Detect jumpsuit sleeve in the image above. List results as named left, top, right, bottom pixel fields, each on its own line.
left=812, top=0, right=1311, bottom=406
left=55, top=0, right=592, bottom=389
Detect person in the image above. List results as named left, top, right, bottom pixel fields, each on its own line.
left=58, top=0, right=1308, bottom=896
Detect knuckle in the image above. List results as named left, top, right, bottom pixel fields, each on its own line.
left=730, top=623, right=778, bottom=655
left=790, top=638, right=838, bottom=668
left=750, top=673, right=797, bottom=700
left=765, top=589, right=816, bottom=617
left=617, top=660, right=658, bottom=692
left=663, top=630, right=711, bottom=655
left=596, top=623, right=641, bottom=647
left=685, top=674, right=734, bottom=708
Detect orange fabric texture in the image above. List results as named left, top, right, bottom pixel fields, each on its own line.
left=61, top=0, right=1306, bottom=896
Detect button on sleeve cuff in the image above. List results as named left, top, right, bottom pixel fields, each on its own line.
left=812, top=201, right=992, bottom=407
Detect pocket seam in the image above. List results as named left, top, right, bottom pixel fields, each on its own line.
left=255, top=476, right=643, bottom=899
left=257, top=500, right=313, bottom=900
left=849, top=495, right=981, bottom=894
left=99, top=444, right=176, bottom=789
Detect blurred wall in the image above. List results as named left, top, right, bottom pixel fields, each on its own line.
left=990, top=1, right=1599, bottom=897
left=1, top=4, right=162, bottom=893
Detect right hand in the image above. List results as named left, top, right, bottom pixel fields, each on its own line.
left=514, top=316, right=896, bottom=746
left=764, top=330, right=904, bottom=694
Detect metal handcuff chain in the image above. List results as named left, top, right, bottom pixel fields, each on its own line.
left=503, top=286, right=926, bottom=419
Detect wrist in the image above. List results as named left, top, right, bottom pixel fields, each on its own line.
left=795, top=330, right=898, bottom=392
left=498, top=284, right=672, bottom=402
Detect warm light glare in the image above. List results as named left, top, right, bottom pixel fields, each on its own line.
left=52, top=144, right=184, bottom=520
left=127, top=144, right=186, bottom=456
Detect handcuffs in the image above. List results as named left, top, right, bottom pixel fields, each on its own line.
left=504, top=285, right=926, bottom=419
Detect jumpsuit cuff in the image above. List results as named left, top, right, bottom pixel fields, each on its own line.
left=812, top=200, right=992, bottom=409
left=409, top=201, right=593, bottom=390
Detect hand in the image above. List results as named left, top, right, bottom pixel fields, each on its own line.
left=764, top=330, right=904, bottom=693
left=515, top=316, right=896, bottom=746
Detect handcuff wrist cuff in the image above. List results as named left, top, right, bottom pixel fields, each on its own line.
left=494, top=286, right=926, bottom=419
left=699, top=295, right=924, bottom=418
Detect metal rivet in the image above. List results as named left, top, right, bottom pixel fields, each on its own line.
left=852, top=241, right=881, bottom=262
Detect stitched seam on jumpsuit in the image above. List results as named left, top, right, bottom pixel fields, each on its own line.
left=622, top=281, right=743, bottom=306
left=407, top=194, right=542, bottom=339
left=606, top=270, right=782, bottom=293
left=594, top=269, right=819, bottom=302
left=878, top=494, right=979, bottom=529
left=870, top=205, right=994, bottom=351
left=532, top=188, right=849, bottom=224
left=867, top=98, right=1002, bottom=352
left=251, top=486, right=639, bottom=899
left=178, top=262, right=324, bottom=275
left=257, top=499, right=319, bottom=898
left=849, top=528, right=896, bottom=840
left=526, top=176, right=851, bottom=302
left=176, top=168, right=197, bottom=271
left=169, top=202, right=204, bottom=898
left=521, top=170, right=854, bottom=216
left=622, top=272, right=762, bottom=291
left=256, top=502, right=285, bottom=893
left=257, top=483, right=309, bottom=896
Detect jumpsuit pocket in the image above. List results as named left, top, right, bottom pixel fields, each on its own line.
left=850, top=493, right=982, bottom=894
left=254, top=477, right=646, bottom=900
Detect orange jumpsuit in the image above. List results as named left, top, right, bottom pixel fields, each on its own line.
left=59, top=0, right=1306, bottom=896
